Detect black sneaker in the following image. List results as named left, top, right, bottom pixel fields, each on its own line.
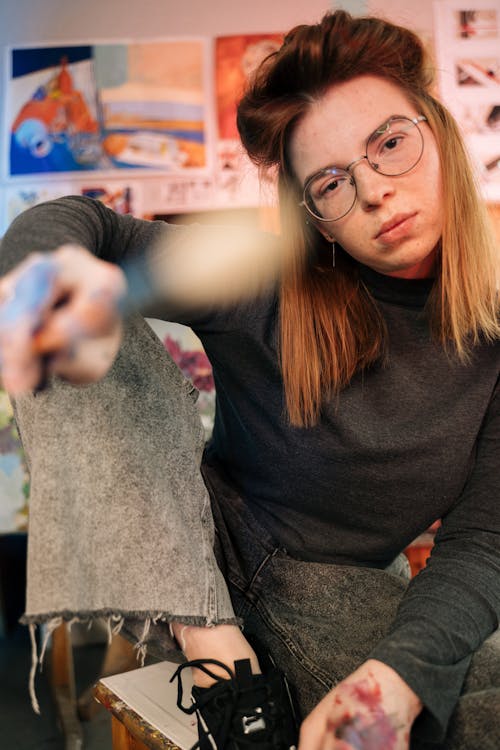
left=170, top=657, right=300, bottom=750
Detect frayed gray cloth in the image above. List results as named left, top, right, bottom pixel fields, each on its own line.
left=13, top=315, right=237, bottom=711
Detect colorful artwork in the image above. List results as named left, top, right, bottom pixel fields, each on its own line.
left=144, top=319, right=215, bottom=439
left=7, top=41, right=209, bottom=177
left=5, top=183, right=75, bottom=227
left=214, top=34, right=283, bottom=206
left=215, top=34, right=283, bottom=140
left=162, top=325, right=215, bottom=439
left=456, top=9, right=498, bottom=37
left=8, top=47, right=102, bottom=175
left=456, top=57, right=500, bottom=86
left=81, top=184, right=137, bottom=214
left=3, top=181, right=142, bottom=234
left=0, top=391, right=29, bottom=533
left=97, top=41, right=207, bottom=170
left=434, top=0, right=500, bottom=200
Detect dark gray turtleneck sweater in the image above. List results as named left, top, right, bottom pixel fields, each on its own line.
left=1, top=196, right=498, bottom=741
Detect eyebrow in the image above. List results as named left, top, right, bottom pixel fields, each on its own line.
left=301, top=112, right=410, bottom=188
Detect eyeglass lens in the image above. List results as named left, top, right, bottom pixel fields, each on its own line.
left=304, top=116, right=425, bottom=221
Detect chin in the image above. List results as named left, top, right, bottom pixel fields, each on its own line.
left=381, top=245, right=438, bottom=280
left=386, top=259, right=436, bottom=280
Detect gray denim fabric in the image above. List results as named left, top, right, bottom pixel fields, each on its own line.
left=15, top=315, right=237, bottom=645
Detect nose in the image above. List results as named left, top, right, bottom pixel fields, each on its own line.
left=350, top=159, right=395, bottom=211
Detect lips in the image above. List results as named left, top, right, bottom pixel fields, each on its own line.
left=375, top=212, right=417, bottom=240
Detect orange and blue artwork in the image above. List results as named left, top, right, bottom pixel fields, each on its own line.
left=9, top=46, right=102, bottom=174
left=8, top=41, right=208, bottom=176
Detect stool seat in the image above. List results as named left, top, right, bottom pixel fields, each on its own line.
left=95, top=661, right=198, bottom=750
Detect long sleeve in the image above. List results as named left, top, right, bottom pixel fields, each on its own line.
left=370, top=376, right=500, bottom=741
left=0, top=195, right=168, bottom=270
left=0, top=195, right=279, bottom=321
left=0, top=195, right=182, bottom=320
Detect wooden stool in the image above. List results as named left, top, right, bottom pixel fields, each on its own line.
left=95, top=661, right=197, bottom=750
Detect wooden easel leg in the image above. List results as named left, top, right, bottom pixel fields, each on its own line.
left=78, top=632, right=137, bottom=720
left=111, top=714, right=150, bottom=750
left=50, top=622, right=84, bottom=750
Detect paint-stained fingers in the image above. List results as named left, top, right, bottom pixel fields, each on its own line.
left=0, top=243, right=126, bottom=344
left=47, top=245, right=127, bottom=338
left=45, top=322, right=124, bottom=385
left=0, top=252, right=59, bottom=327
left=33, top=249, right=126, bottom=362
left=0, top=245, right=126, bottom=393
left=32, top=287, right=124, bottom=354
left=0, top=319, right=47, bottom=395
left=325, top=719, right=368, bottom=750
left=0, top=254, right=58, bottom=394
left=1, top=305, right=123, bottom=395
left=29, top=285, right=125, bottom=387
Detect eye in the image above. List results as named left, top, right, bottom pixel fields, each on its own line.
left=370, top=127, right=408, bottom=160
left=313, top=173, right=349, bottom=199
left=320, top=178, right=340, bottom=195
left=382, top=135, right=402, bottom=151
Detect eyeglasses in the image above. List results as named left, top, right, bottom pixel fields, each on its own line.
left=299, top=115, right=427, bottom=222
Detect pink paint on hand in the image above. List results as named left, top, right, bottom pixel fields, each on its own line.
left=330, top=678, right=398, bottom=750
left=351, top=679, right=382, bottom=710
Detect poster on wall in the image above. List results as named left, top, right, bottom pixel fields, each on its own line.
left=5, top=183, right=76, bottom=225
left=5, top=39, right=211, bottom=178
left=433, top=0, right=500, bottom=201
left=214, top=34, right=283, bottom=206
left=4, top=180, right=144, bottom=227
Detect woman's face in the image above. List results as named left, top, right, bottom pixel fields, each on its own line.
left=288, top=75, right=444, bottom=278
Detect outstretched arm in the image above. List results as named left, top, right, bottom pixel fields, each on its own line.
left=0, top=196, right=161, bottom=393
left=0, top=196, right=286, bottom=393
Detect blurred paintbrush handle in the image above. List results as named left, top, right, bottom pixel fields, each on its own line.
left=144, top=223, right=291, bottom=310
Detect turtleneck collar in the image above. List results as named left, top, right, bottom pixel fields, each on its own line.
left=358, top=264, right=434, bottom=309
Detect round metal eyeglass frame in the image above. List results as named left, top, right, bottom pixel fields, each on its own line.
left=299, top=114, right=428, bottom=223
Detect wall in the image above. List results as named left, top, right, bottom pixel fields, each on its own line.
left=369, top=0, right=434, bottom=30
left=0, top=0, right=437, bottom=176
left=0, top=0, right=332, bottom=149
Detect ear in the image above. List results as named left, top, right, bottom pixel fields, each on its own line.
left=305, top=216, right=335, bottom=242
left=316, top=225, right=335, bottom=243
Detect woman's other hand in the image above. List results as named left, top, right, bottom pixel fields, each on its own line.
left=0, top=244, right=126, bottom=394
left=298, top=659, right=422, bottom=750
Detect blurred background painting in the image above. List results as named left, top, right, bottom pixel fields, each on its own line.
left=8, top=40, right=208, bottom=176
left=0, top=392, right=28, bottom=534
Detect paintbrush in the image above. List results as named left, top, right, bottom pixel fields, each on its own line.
left=3, top=219, right=295, bottom=393
left=123, top=220, right=291, bottom=312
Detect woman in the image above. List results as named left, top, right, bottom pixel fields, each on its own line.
left=0, top=11, right=499, bottom=750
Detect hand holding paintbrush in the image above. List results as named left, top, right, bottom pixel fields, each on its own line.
left=0, top=247, right=127, bottom=394
left=0, top=221, right=292, bottom=395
